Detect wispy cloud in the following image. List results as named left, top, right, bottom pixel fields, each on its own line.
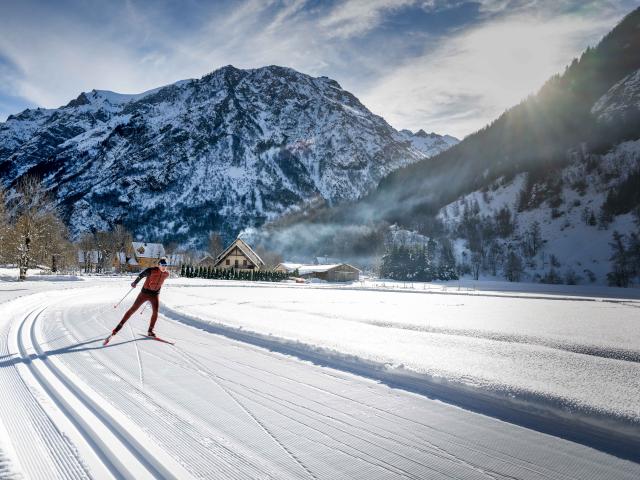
left=361, top=3, right=634, bottom=137
left=0, top=0, right=635, bottom=139
left=319, top=0, right=418, bottom=38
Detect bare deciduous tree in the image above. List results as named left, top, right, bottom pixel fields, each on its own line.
left=12, top=176, right=63, bottom=280
left=0, top=187, right=12, bottom=264
left=77, top=233, right=97, bottom=273
left=208, top=232, right=224, bottom=259
left=112, top=224, right=133, bottom=273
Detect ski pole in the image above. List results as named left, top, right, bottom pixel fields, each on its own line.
left=114, top=287, right=135, bottom=309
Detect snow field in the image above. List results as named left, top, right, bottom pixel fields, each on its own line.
left=1, top=279, right=640, bottom=478
left=161, top=280, right=640, bottom=439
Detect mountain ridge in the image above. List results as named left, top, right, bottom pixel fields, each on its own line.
left=0, top=64, right=457, bottom=245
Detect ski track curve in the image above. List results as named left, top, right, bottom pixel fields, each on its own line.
left=56, top=304, right=309, bottom=479
left=0, top=295, right=92, bottom=480
left=51, top=293, right=640, bottom=479
left=2, top=292, right=198, bottom=480
left=2, top=286, right=640, bottom=479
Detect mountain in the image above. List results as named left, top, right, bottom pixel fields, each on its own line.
left=373, top=7, right=640, bottom=219
left=398, top=129, right=459, bottom=157
left=0, top=65, right=456, bottom=245
left=254, top=7, right=640, bottom=285
left=591, top=67, right=640, bottom=124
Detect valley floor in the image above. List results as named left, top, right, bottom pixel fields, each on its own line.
left=0, top=275, right=638, bottom=479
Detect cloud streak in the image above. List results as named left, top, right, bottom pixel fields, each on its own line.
left=362, top=3, right=634, bottom=137
left=0, top=0, right=636, bottom=139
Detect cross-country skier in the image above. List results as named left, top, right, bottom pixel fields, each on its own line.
left=108, top=257, right=170, bottom=341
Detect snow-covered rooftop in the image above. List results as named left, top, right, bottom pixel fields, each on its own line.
left=278, top=263, right=348, bottom=275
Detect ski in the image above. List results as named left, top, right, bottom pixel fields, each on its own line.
left=138, top=333, right=175, bottom=345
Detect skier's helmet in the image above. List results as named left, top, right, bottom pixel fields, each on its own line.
left=158, top=257, right=168, bottom=266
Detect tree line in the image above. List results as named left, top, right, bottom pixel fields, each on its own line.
left=378, top=238, right=458, bottom=281
left=181, top=264, right=297, bottom=282
left=608, top=230, right=640, bottom=287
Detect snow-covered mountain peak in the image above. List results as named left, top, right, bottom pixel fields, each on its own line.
left=0, top=64, right=457, bottom=245
left=398, top=128, right=459, bottom=157
left=592, top=67, right=640, bottom=123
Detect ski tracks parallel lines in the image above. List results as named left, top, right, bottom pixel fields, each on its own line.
left=1, top=301, right=91, bottom=480
left=13, top=296, right=198, bottom=480
left=184, top=346, right=577, bottom=480
left=173, top=345, right=319, bottom=480
left=61, top=309, right=287, bottom=480
left=169, top=346, right=461, bottom=480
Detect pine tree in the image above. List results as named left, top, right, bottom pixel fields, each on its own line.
left=607, top=231, right=632, bottom=287
left=504, top=250, right=523, bottom=282
left=437, top=239, right=458, bottom=280
left=495, top=205, right=515, bottom=237
left=425, top=238, right=437, bottom=281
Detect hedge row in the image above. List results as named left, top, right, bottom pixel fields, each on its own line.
left=180, top=264, right=298, bottom=282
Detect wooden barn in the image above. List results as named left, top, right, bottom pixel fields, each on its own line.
left=214, top=238, right=265, bottom=271
left=275, top=263, right=360, bottom=282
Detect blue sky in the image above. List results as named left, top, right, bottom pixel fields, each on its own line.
left=0, top=0, right=636, bottom=138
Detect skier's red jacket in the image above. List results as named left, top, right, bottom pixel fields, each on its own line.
left=133, top=267, right=169, bottom=294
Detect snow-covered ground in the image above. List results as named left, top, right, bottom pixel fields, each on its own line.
left=0, top=275, right=639, bottom=478
left=161, top=279, right=640, bottom=427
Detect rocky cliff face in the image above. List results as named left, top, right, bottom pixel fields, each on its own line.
left=0, top=65, right=456, bottom=245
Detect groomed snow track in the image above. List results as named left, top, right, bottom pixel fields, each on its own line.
left=3, top=293, right=196, bottom=480
left=1, top=286, right=640, bottom=479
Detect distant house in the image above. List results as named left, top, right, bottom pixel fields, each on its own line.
left=275, top=263, right=361, bottom=282
left=214, top=238, right=265, bottom=271
left=198, top=254, right=217, bottom=266
left=131, top=242, right=166, bottom=270
left=116, top=252, right=139, bottom=271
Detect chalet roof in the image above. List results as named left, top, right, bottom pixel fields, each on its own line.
left=117, top=252, right=138, bottom=265
left=198, top=254, right=216, bottom=264
left=277, top=263, right=361, bottom=275
left=132, top=242, right=165, bottom=259
left=215, top=238, right=265, bottom=267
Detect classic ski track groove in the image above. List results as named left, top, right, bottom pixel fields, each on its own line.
left=61, top=307, right=294, bottom=479
left=128, top=323, right=145, bottom=390
left=4, top=289, right=638, bottom=480
left=1, top=301, right=92, bottom=480
left=179, top=345, right=576, bottom=480
left=13, top=297, right=197, bottom=480
left=153, top=345, right=497, bottom=480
